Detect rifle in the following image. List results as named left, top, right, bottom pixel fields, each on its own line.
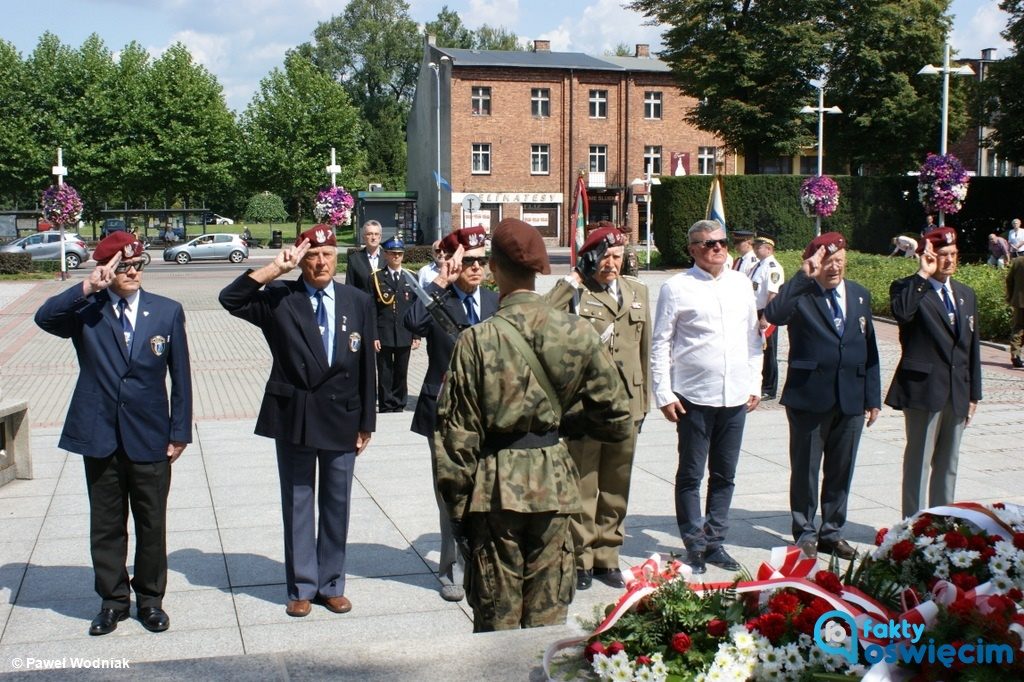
left=401, top=270, right=466, bottom=340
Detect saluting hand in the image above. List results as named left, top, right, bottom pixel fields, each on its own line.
left=434, top=245, right=464, bottom=287
left=83, top=251, right=121, bottom=296
left=274, top=238, right=311, bottom=275
left=917, top=241, right=938, bottom=280
left=801, top=246, right=825, bottom=278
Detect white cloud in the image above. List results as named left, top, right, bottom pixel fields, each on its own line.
left=950, top=1, right=1011, bottom=59
left=465, top=0, right=519, bottom=28
left=539, top=0, right=665, bottom=55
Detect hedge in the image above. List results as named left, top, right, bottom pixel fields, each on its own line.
left=651, top=175, right=1024, bottom=266
left=773, top=250, right=1013, bottom=342
left=0, top=253, right=32, bottom=274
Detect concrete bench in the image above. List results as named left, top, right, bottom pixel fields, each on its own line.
left=0, top=400, right=31, bottom=486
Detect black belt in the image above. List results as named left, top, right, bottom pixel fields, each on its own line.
left=485, top=429, right=560, bottom=451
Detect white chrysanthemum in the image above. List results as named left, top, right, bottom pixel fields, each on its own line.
left=632, top=666, right=654, bottom=682
left=757, top=658, right=782, bottom=676
left=993, top=540, right=1017, bottom=560
left=732, top=629, right=756, bottom=653
left=949, top=549, right=980, bottom=568
left=915, top=534, right=935, bottom=548
left=807, top=647, right=823, bottom=665
left=1012, top=553, right=1024, bottom=575
left=934, top=562, right=950, bottom=579
left=609, top=651, right=632, bottom=674
left=593, top=653, right=614, bottom=677
left=990, top=555, right=1012, bottom=574
left=922, top=544, right=946, bottom=565
left=758, top=647, right=781, bottom=664
left=797, top=633, right=813, bottom=649
left=609, top=666, right=632, bottom=682
left=992, top=574, right=1014, bottom=592
left=649, top=654, right=667, bottom=680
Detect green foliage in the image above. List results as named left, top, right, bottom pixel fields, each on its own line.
left=985, top=1, right=1024, bottom=165
left=244, top=193, right=288, bottom=225
left=425, top=6, right=473, bottom=48
left=0, top=253, right=32, bottom=274
left=473, top=26, right=524, bottom=51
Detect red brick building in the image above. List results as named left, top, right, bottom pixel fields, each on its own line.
left=407, top=37, right=731, bottom=246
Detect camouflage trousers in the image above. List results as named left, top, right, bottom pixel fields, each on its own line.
left=463, top=510, right=575, bottom=632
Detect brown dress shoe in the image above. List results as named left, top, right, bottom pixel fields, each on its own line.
left=286, top=599, right=311, bottom=617
left=319, top=595, right=352, bottom=614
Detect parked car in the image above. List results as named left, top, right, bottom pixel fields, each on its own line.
left=0, top=232, right=90, bottom=269
left=162, top=233, right=248, bottom=264
left=186, top=212, right=233, bottom=225
left=101, top=218, right=127, bottom=237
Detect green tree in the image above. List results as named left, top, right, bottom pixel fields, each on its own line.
left=0, top=40, right=37, bottom=204
left=244, top=192, right=288, bottom=228
left=608, top=42, right=634, bottom=57
left=474, top=25, right=524, bottom=51
left=426, top=5, right=473, bottom=48
left=985, top=0, right=1024, bottom=165
left=240, top=52, right=367, bottom=234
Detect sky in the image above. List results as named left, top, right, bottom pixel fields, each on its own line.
left=0, top=0, right=1013, bottom=114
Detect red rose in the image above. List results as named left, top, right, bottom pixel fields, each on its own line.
left=794, top=603, right=830, bottom=635
left=814, top=570, right=845, bottom=595
left=584, top=641, right=607, bottom=662
left=949, top=597, right=976, bottom=621
left=635, top=655, right=652, bottom=666
left=912, top=517, right=932, bottom=535
left=707, top=618, right=728, bottom=637
left=745, top=617, right=759, bottom=632
left=1013, top=533, right=1024, bottom=550
left=1008, top=588, right=1023, bottom=602
left=875, top=527, right=889, bottom=545
left=755, top=612, right=787, bottom=644
left=891, top=539, right=915, bottom=562
left=768, top=591, right=801, bottom=614
left=671, top=632, right=692, bottom=654
left=607, top=641, right=625, bottom=655
left=950, top=572, right=978, bottom=591
left=969, top=535, right=988, bottom=552
left=923, top=526, right=939, bottom=538
left=981, top=546, right=996, bottom=560
left=944, top=531, right=968, bottom=549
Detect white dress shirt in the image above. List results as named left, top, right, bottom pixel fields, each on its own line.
left=651, top=265, right=762, bottom=408
left=109, top=290, right=140, bottom=329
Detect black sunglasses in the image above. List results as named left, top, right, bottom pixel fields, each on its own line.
left=113, top=260, right=146, bottom=273
left=691, top=238, right=729, bottom=250
left=461, top=256, right=487, bottom=267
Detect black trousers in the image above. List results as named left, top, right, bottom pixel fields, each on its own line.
left=83, top=450, right=171, bottom=611
left=377, top=345, right=411, bottom=411
left=762, top=328, right=778, bottom=397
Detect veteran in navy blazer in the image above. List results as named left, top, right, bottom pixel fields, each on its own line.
left=765, top=233, right=880, bottom=560
left=219, top=225, right=376, bottom=618
left=404, top=226, right=497, bottom=602
left=884, top=227, right=981, bottom=518
left=35, top=232, right=192, bottom=636
left=344, top=219, right=383, bottom=292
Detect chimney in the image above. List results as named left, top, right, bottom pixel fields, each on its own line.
left=981, top=47, right=997, bottom=61
left=427, top=33, right=436, bottom=47
left=635, top=44, right=650, bottom=58
left=533, top=39, right=550, bottom=52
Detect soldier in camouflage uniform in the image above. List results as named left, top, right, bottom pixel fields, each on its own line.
left=433, top=218, right=631, bottom=632
left=544, top=226, right=650, bottom=591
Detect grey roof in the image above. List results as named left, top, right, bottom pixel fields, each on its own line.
left=598, top=55, right=672, bottom=73
left=438, top=47, right=622, bottom=71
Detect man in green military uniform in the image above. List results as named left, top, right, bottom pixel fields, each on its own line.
left=433, top=218, right=631, bottom=632
left=544, top=225, right=650, bottom=590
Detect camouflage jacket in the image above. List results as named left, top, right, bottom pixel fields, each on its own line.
left=433, top=291, right=631, bottom=520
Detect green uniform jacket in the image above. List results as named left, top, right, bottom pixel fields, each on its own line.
left=544, top=275, right=650, bottom=422
left=433, top=291, right=632, bottom=521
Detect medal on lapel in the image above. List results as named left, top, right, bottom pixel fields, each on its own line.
left=341, top=315, right=347, bottom=332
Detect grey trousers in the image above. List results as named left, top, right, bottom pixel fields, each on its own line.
left=901, top=404, right=965, bottom=518
left=427, top=439, right=464, bottom=587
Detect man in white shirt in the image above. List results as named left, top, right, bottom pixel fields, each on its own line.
left=1008, top=218, right=1024, bottom=256
left=418, top=240, right=445, bottom=287
left=651, top=219, right=762, bottom=574
left=730, top=230, right=758, bottom=276
left=889, top=235, right=918, bottom=258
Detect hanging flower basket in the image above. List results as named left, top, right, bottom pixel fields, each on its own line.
left=313, top=186, right=355, bottom=227
left=799, top=175, right=840, bottom=218
left=41, top=183, right=83, bottom=226
left=917, top=153, right=970, bottom=215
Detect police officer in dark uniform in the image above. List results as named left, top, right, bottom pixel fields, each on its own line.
left=370, top=236, right=419, bottom=412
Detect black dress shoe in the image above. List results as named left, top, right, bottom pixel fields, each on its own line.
left=1013, top=357, right=1024, bottom=369
left=593, top=567, right=626, bottom=588
left=138, top=606, right=170, bottom=633
left=818, top=539, right=857, bottom=560
left=89, top=608, right=129, bottom=636
left=576, top=569, right=593, bottom=590
left=705, top=546, right=742, bottom=571
left=685, top=549, right=706, bottom=574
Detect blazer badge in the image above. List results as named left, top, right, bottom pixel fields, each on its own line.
left=349, top=332, right=362, bottom=352
left=968, top=315, right=975, bottom=332
left=859, top=316, right=866, bottom=335
left=150, top=335, right=168, bottom=357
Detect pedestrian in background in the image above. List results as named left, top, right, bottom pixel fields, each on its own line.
left=1006, top=250, right=1024, bottom=369
left=345, top=219, right=383, bottom=291
left=219, top=225, right=376, bottom=618
left=370, top=236, right=419, bottom=412
left=35, top=231, right=192, bottom=636
left=749, top=233, right=784, bottom=400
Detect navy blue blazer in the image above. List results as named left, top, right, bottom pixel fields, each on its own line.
left=219, top=273, right=376, bottom=451
left=403, top=282, right=498, bottom=437
left=371, top=268, right=418, bottom=347
left=344, top=248, right=377, bottom=292
left=765, top=272, right=881, bottom=415
left=35, top=285, right=193, bottom=462
left=884, top=274, right=982, bottom=419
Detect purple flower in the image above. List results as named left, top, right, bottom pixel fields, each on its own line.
left=917, top=153, right=970, bottom=214
left=313, top=186, right=355, bottom=227
left=41, top=184, right=84, bottom=226
left=799, top=175, right=840, bottom=217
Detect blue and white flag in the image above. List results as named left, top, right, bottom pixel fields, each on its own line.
left=706, top=176, right=726, bottom=230
left=433, top=171, right=453, bottom=192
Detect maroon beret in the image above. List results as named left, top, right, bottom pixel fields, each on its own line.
left=916, top=226, right=957, bottom=254
left=94, top=231, right=144, bottom=265
left=580, top=226, right=626, bottom=255
left=802, top=232, right=847, bottom=260
left=440, top=226, right=488, bottom=254
left=491, top=218, right=550, bottom=274
left=296, top=224, right=337, bottom=248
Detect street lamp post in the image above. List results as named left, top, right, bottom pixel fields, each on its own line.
left=428, top=56, right=450, bottom=242
left=918, top=43, right=974, bottom=225
left=630, top=163, right=661, bottom=270
left=799, top=80, right=841, bottom=237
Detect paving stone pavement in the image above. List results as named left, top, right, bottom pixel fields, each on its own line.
left=0, top=256, right=1022, bottom=679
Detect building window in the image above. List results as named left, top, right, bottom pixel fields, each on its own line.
left=589, top=145, right=607, bottom=173
left=644, top=91, right=662, bottom=119
left=698, top=146, right=717, bottom=175
left=531, top=144, right=550, bottom=174
left=643, top=146, right=662, bottom=175
left=531, top=88, right=550, bottom=117
left=472, top=143, right=491, bottom=174
left=471, top=86, right=491, bottom=116
left=589, top=90, right=607, bottom=118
